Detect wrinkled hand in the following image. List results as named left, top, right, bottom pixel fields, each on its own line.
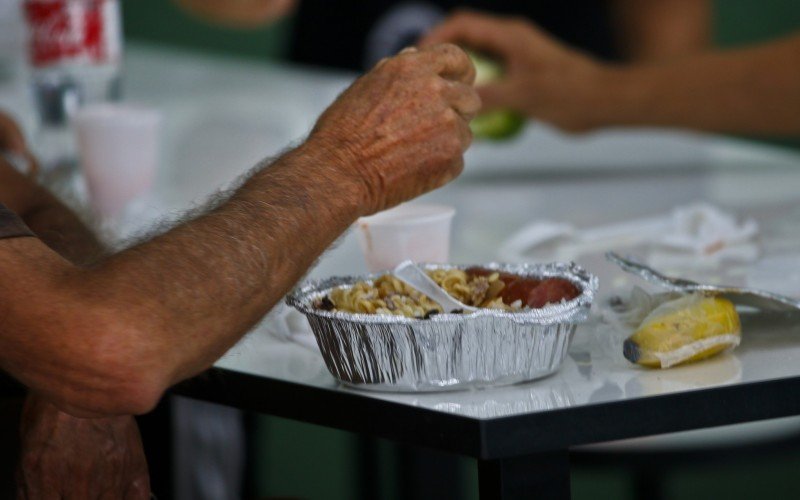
left=17, top=395, right=150, bottom=500
left=421, top=11, right=607, bottom=132
left=309, top=44, right=480, bottom=215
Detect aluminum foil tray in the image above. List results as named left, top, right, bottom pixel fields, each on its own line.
left=287, top=262, right=597, bottom=392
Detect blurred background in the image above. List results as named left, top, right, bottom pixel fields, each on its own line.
left=117, top=1, right=800, bottom=499
left=120, top=0, right=800, bottom=151
left=1, top=0, right=799, bottom=499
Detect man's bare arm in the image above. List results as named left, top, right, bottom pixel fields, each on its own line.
left=173, top=0, right=296, bottom=28
left=423, top=12, right=800, bottom=135
left=611, top=0, right=712, bottom=61
left=0, top=45, right=480, bottom=418
left=598, top=34, right=800, bottom=135
left=0, top=120, right=150, bottom=499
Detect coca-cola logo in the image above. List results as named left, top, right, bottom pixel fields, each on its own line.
left=25, top=0, right=110, bottom=67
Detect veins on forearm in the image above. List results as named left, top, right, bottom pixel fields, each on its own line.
left=87, top=143, right=365, bottom=381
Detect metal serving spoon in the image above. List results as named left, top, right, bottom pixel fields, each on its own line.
left=393, top=260, right=477, bottom=313
left=607, top=252, right=800, bottom=312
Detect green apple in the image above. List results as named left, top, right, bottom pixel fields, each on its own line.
left=467, top=50, right=525, bottom=141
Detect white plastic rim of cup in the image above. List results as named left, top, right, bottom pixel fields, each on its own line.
left=75, top=103, right=161, bottom=218
left=356, top=203, right=456, bottom=272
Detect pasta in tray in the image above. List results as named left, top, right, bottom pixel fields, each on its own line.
left=318, top=268, right=515, bottom=318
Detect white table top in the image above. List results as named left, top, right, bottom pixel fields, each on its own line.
left=211, top=167, right=800, bottom=448
left=215, top=172, right=800, bottom=408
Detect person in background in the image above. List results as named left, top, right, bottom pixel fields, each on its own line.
left=4, top=43, right=478, bottom=498
left=289, top=0, right=710, bottom=71
left=176, top=0, right=711, bottom=70
left=422, top=9, right=800, bottom=135
left=177, top=0, right=799, bottom=136
left=173, top=0, right=296, bottom=28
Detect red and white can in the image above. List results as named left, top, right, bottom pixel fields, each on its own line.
left=23, top=0, right=121, bottom=69
left=23, top=0, right=123, bottom=171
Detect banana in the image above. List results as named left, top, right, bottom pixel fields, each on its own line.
left=623, top=294, right=741, bottom=369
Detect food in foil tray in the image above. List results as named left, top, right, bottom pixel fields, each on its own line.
left=316, top=267, right=581, bottom=318
left=289, top=263, right=597, bottom=391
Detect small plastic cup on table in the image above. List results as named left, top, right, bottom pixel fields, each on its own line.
left=75, top=103, right=161, bottom=218
left=356, top=203, right=456, bottom=272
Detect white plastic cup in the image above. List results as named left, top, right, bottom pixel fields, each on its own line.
left=75, top=104, right=161, bottom=218
left=356, top=203, right=455, bottom=272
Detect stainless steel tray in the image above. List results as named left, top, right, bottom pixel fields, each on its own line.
left=287, top=262, right=597, bottom=392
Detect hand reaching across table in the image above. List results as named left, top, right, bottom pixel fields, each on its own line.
left=422, top=11, right=605, bottom=133
left=422, top=9, right=800, bottom=136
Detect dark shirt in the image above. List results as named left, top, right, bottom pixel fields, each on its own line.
left=0, top=203, right=33, bottom=240
left=290, top=0, right=616, bottom=71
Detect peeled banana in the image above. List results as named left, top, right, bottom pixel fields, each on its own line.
left=623, top=294, right=741, bottom=369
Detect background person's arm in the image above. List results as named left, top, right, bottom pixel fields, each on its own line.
left=173, top=0, right=296, bottom=28
left=422, top=12, right=800, bottom=135
left=596, top=33, right=800, bottom=135
left=611, top=0, right=712, bottom=61
left=0, top=45, right=479, bottom=418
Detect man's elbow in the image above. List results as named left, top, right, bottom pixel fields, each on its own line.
left=50, top=362, right=168, bottom=418
left=86, top=338, right=171, bottom=416
left=44, top=319, right=174, bottom=417
left=88, top=370, right=167, bottom=416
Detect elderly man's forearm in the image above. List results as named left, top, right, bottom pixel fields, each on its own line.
left=98, top=141, right=364, bottom=375
left=43, top=141, right=366, bottom=415
left=597, top=34, right=800, bottom=134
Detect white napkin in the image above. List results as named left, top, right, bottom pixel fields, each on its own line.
left=499, top=202, right=759, bottom=264
left=262, top=303, right=320, bottom=352
left=656, top=203, right=758, bottom=257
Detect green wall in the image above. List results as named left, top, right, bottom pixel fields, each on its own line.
left=255, top=417, right=359, bottom=499
left=122, top=0, right=292, bottom=61
left=716, top=0, right=800, bottom=46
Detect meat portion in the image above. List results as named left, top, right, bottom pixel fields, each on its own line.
left=525, top=278, right=581, bottom=308
left=466, top=267, right=580, bottom=309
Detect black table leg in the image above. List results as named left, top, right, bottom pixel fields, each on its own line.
left=478, top=450, right=571, bottom=500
